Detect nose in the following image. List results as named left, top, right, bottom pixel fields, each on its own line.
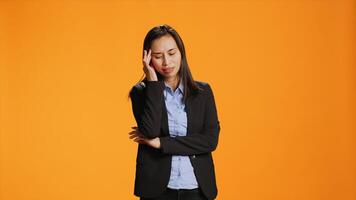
left=162, top=55, right=170, bottom=66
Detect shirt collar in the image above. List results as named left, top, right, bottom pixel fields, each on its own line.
left=164, top=80, right=184, bottom=94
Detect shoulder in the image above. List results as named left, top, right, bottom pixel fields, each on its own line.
left=129, top=81, right=146, bottom=96
left=132, top=81, right=146, bottom=90
left=130, top=80, right=214, bottom=95
left=130, top=80, right=165, bottom=93
left=194, top=80, right=213, bottom=94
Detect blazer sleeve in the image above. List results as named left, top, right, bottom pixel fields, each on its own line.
left=129, top=80, right=165, bottom=139
left=159, top=83, right=220, bottom=155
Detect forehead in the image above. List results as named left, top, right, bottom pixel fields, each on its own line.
left=151, top=35, right=178, bottom=52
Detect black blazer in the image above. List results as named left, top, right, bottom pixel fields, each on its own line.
left=129, top=80, right=220, bottom=200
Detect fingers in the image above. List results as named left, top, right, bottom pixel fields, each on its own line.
left=128, top=128, right=146, bottom=140
left=134, top=137, right=144, bottom=143
left=129, top=125, right=148, bottom=145
left=134, top=140, right=147, bottom=144
left=142, top=49, right=151, bottom=67
left=128, top=127, right=141, bottom=135
left=129, top=132, right=137, bottom=139
left=143, top=49, right=151, bottom=57
left=129, top=132, right=143, bottom=142
left=128, top=130, right=142, bottom=137
left=132, top=133, right=146, bottom=144
left=145, top=49, right=151, bottom=58
left=128, top=127, right=138, bottom=134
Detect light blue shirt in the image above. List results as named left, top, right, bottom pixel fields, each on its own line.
left=163, top=80, right=199, bottom=189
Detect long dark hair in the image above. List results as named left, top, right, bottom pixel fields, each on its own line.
left=129, top=24, right=202, bottom=103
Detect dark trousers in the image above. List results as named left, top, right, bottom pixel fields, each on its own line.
left=140, top=187, right=208, bottom=200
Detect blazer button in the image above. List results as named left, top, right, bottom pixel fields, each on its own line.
left=192, top=155, right=196, bottom=159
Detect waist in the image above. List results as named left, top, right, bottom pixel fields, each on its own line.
left=166, top=187, right=200, bottom=192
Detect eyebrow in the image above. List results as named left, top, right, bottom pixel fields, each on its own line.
left=151, top=48, right=177, bottom=54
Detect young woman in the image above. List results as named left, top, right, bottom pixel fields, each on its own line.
left=128, top=24, right=220, bottom=200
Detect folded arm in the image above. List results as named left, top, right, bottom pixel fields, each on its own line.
left=159, top=84, right=220, bottom=155
left=130, top=81, right=165, bottom=139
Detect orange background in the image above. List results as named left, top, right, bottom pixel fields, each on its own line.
left=1, top=0, right=355, bottom=199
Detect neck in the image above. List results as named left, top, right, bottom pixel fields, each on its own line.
left=164, top=76, right=180, bottom=91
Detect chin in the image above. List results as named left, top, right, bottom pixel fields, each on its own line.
left=167, top=73, right=179, bottom=78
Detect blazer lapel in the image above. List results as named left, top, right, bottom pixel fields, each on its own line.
left=161, top=95, right=169, bottom=137
left=185, top=95, right=192, bottom=136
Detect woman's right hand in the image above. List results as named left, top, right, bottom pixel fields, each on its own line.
left=142, top=49, right=158, bottom=81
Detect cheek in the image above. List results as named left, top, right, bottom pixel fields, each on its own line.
left=174, top=53, right=182, bottom=62
left=151, top=59, right=161, bottom=69
left=174, top=56, right=182, bottom=66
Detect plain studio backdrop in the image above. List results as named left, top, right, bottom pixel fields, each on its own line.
left=0, top=0, right=355, bottom=199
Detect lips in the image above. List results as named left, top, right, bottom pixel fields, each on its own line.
left=162, top=67, right=174, bottom=73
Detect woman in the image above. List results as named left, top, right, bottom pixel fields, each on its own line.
left=129, top=24, right=220, bottom=200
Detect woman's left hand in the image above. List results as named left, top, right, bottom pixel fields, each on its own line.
left=129, top=126, right=161, bottom=149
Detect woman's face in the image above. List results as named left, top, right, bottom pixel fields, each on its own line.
left=150, top=34, right=182, bottom=80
